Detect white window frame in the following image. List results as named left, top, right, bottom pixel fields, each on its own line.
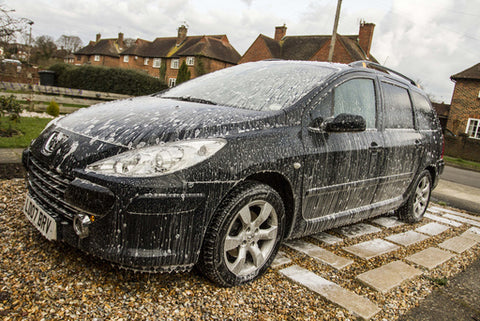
left=152, top=58, right=161, bottom=68
left=466, top=118, right=480, bottom=139
left=94, top=55, right=100, bottom=62
left=168, top=78, right=176, bottom=87
left=186, top=56, right=195, bottom=66
left=144, top=58, right=149, bottom=66
left=171, top=59, right=179, bottom=69
left=123, top=55, right=129, bottom=63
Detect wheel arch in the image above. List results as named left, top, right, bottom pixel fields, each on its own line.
left=244, top=171, right=295, bottom=239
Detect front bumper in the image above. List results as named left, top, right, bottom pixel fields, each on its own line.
left=23, top=149, right=234, bottom=272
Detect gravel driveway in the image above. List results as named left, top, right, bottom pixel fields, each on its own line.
left=1, top=179, right=479, bottom=320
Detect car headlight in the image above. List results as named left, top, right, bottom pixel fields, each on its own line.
left=86, top=139, right=226, bottom=177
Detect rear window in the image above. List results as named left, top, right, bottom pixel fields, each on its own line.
left=411, top=91, right=436, bottom=130
left=382, top=82, right=414, bottom=129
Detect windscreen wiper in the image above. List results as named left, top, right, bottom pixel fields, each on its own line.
left=162, top=96, right=218, bottom=105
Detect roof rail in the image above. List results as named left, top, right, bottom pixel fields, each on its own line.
left=349, top=60, right=418, bottom=87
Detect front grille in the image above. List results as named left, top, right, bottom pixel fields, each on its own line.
left=27, top=157, right=76, bottom=220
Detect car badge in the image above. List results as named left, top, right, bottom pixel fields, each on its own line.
left=42, top=131, right=67, bottom=156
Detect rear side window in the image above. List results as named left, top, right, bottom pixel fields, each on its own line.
left=411, top=91, right=436, bottom=130
left=334, top=78, right=376, bottom=128
left=382, top=82, right=414, bottom=129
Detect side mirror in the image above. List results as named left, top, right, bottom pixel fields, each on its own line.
left=324, top=113, right=366, bottom=132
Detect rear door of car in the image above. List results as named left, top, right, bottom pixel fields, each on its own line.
left=301, top=73, right=385, bottom=220
left=374, top=78, right=423, bottom=202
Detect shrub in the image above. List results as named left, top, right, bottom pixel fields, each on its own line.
left=0, top=95, right=22, bottom=137
left=46, top=99, right=60, bottom=117
left=176, top=61, right=191, bottom=85
left=49, top=63, right=168, bottom=96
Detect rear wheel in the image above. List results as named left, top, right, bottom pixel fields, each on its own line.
left=198, top=181, right=285, bottom=287
left=397, top=170, right=432, bottom=223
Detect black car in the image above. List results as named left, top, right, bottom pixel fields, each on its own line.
left=22, top=60, right=444, bottom=287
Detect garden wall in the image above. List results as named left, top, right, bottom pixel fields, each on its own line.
left=445, top=135, right=480, bottom=162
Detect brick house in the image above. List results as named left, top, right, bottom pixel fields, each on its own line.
left=119, top=25, right=241, bottom=86
left=447, top=63, right=480, bottom=138
left=239, top=21, right=377, bottom=64
left=73, top=33, right=125, bottom=67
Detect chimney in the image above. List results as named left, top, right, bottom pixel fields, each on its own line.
left=274, top=24, right=287, bottom=41
left=177, top=25, right=188, bottom=46
left=118, top=32, right=124, bottom=49
left=96, top=33, right=101, bottom=42
left=358, top=21, right=375, bottom=58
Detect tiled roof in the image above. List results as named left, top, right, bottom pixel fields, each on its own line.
left=451, top=63, right=480, bottom=80
left=75, top=39, right=122, bottom=58
left=252, top=33, right=377, bottom=63
left=120, top=35, right=241, bottom=64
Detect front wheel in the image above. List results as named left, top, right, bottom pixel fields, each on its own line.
left=396, top=170, right=432, bottom=223
left=198, top=181, right=285, bottom=287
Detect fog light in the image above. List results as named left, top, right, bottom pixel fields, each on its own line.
left=73, top=213, right=92, bottom=239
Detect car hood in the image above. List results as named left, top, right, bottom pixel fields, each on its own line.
left=56, top=96, right=280, bottom=147
left=29, top=96, right=285, bottom=173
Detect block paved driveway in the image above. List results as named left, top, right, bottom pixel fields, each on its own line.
left=273, top=205, right=480, bottom=320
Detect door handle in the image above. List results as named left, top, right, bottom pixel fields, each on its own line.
left=369, top=142, right=381, bottom=154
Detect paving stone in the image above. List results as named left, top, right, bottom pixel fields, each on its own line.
left=285, top=240, right=353, bottom=270
left=343, top=239, right=399, bottom=260
left=385, top=230, right=430, bottom=247
left=424, top=213, right=463, bottom=227
left=271, top=251, right=292, bottom=269
left=429, top=206, right=472, bottom=218
left=336, top=223, right=382, bottom=238
left=406, top=247, right=455, bottom=269
left=449, top=212, right=480, bottom=222
left=356, top=260, right=423, bottom=293
left=438, top=236, right=478, bottom=254
left=443, top=214, right=480, bottom=228
left=415, top=222, right=450, bottom=236
left=370, top=216, right=405, bottom=228
left=311, top=231, right=344, bottom=245
left=280, top=265, right=380, bottom=320
left=461, top=227, right=480, bottom=242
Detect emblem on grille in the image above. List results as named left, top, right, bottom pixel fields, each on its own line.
left=42, top=131, right=67, bottom=156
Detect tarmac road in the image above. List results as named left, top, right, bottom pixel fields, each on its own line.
left=441, top=165, right=480, bottom=189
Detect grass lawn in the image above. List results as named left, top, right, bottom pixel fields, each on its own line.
left=443, top=156, right=480, bottom=172
left=0, top=117, right=52, bottom=148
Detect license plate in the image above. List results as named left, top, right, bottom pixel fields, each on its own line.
left=23, top=194, right=57, bottom=241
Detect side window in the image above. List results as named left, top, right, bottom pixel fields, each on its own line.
left=411, top=91, right=436, bottom=130
left=334, top=78, right=376, bottom=128
left=382, top=82, right=414, bottom=129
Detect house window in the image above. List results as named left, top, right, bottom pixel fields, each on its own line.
left=153, top=58, right=161, bottom=68
left=94, top=55, right=100, bottom=62
left=171, top=59, right=179, bottom=69
left=186, top=56, right=195, bottom=66
left=123, top=55, right=129, bottom=63
left=466, top=118, right=480, bottom=139
left=144, top=58, right=149, bottom=66
left=77, top=56, right=81, bottom=61
left=169, top=78, right=176, bottom=87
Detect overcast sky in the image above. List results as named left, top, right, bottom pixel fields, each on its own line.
left=6, top=0, right=479, bottom=103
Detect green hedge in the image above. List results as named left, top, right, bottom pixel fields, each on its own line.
left=49, top=63, right=168, bottom=96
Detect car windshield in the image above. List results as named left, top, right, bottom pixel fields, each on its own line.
left=159, top=61, right=341, bottom=111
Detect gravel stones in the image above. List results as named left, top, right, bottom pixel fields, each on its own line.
left=1, top=179, right=479, bottom=320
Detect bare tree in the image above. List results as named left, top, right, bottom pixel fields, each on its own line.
left=56, top=35, right=83, bottom=53
left=123, top=37, right=136, bottom=48
left=34, top=35, right=56, bottom=61
left=0, top=4, right=27, bottom=45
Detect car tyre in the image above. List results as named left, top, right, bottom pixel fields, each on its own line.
left=396, top=170, right=432, bottom=223
left=198, top=181, right=285, bottom=287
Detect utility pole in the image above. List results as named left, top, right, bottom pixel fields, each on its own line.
left=328, top=0, right=342, bottom=62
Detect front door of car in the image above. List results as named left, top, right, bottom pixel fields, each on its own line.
left=301, top=76, right=385, bottom=220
